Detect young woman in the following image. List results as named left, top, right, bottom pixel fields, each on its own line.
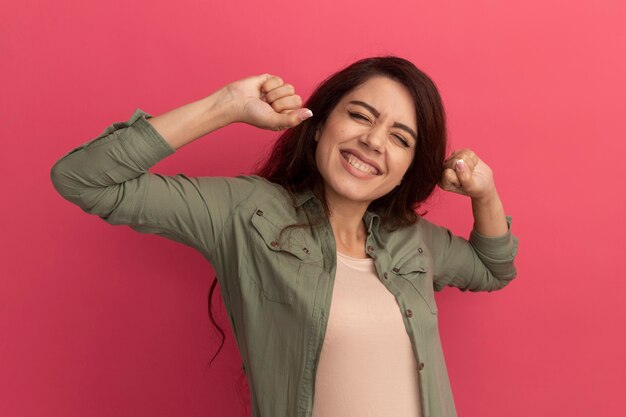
left=51, top=56, right=519, bottom=417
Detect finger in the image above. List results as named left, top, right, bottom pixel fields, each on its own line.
left=449, top=148, right=468, bottom=160
left=268, top=108, right=313, bottom=130
left=457, top=149, right=478, bottom=167
left=444, top=153, right=477, bottom=172
left=451, top=148, right=479, bottom=167
left=460, top=155, right=477, bottom=171
left=269, top=94, right=303, bottom=113
left=449, top=149, right=461, bottom=158
left=443, top=156, right=456, bottom=171
left=439, top=168, right=460, bottom=190
left=444, top=149, right=464, bottom=170
left=243, top=73, right=270, bottom=101
left=261, top=76, right=284, bottom=95
left=466, top=150, right=479, bottom=165
left=454, top=159, right=474, bottom=190
left=264, top=84, right=296, bottom=103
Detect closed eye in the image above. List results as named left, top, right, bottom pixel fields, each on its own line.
left=348, top=111, right=411, bottom=148
left=391, top=134, right=410, bottom=148
left=349, top=112, right=369, bottom=122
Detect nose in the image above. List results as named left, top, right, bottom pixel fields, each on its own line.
left=360, top=124, right=386, bottom=153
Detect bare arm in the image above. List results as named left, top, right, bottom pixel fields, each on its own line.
left=146, top=88, right=237, bottom=150
left=471, top=189, right=508, bottom=236
left=147, top=74, right=313, bottom=150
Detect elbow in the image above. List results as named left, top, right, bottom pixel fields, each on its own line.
left=462, top=263, right=518, bottom=293
left=485, top=265, right=518, bottom=292
left=50, top=160, right=80, bottom=203
left=50, top=160, right=108, bottom=214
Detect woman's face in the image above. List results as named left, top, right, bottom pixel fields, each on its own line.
left=315, top=76, right=417, bottom=210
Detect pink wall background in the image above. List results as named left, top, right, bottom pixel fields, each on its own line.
left=2, top=0, right=625, bottom=416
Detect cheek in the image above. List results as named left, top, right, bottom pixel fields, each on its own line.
left=314, top=141, right=324, bottom=164
left=314, top=141, right=332, bottom=176
left=315, top=133, right=338, bottom=161
left=314, top=149, right=322, bottom=173
left=392, top=153, right=414, bottom=177
left=403, top=157, right=414, bottom=175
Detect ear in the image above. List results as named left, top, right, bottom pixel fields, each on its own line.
left=314, top=122, right=326, bottom=143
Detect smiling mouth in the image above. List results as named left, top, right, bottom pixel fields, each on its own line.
left=340, top=151, right=382, bottom=176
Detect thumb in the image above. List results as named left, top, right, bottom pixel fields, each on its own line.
left=269, top=108, right=313, bottom=130
left=255, top=73, right=272, bottom=86
left=454, top=159, right=474, bottom=191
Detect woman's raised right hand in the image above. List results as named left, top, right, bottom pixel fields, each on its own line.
left=222, top=74, right=313, bottom=131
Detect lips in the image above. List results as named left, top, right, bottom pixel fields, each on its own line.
left=340, top=150, right=382, bottom=176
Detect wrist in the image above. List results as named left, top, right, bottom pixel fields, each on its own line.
left=201, top=87, right=239, bottom=128
left=471, top=191, right=508, bottom=237
left=471, top=186, right=499, bottom=206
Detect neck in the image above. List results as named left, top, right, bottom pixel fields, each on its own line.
left=324, top=191, right=370, bottom=258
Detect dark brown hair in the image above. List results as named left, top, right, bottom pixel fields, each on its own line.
left=206, top=56, right=447, bottom=383
left=256, top=55, right=448, bottom=230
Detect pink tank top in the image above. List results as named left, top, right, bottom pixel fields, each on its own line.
left=311, top=252, right=423, bottom=417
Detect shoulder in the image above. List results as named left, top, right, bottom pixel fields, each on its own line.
left=378, top=216, right=448, bottom=254
left=220, top=175, right=296, bottom=216
left=241, top=175, right=293, bottom=203
left=205, top=175, right=289, bottom=199
left=379, top=216, right=436, bottom=240
left=414, top=215, right=443, bottom=238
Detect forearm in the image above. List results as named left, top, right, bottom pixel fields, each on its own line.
left=50, top=107, right=177, bottom=211
left=147, top=87, right=237, bottom=150
left=471, top=189, right=509, bottom=237
left=463, top=191, right=518, bottom=291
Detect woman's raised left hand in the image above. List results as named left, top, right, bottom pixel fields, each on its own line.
left=438, top=149, right=497, bottom=200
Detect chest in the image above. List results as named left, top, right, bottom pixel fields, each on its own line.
left=228, top=203, right=438, bottom=318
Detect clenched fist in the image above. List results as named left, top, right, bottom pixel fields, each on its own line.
left=438, top=148, right=497, bottom=200
left=223, top=74, right=313, bottom=131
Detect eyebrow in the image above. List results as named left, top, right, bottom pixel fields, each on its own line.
left=348, top=100, right=418, bottom=141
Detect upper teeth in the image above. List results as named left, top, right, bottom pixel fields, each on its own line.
left=344, top=152, right=380, bottom=175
